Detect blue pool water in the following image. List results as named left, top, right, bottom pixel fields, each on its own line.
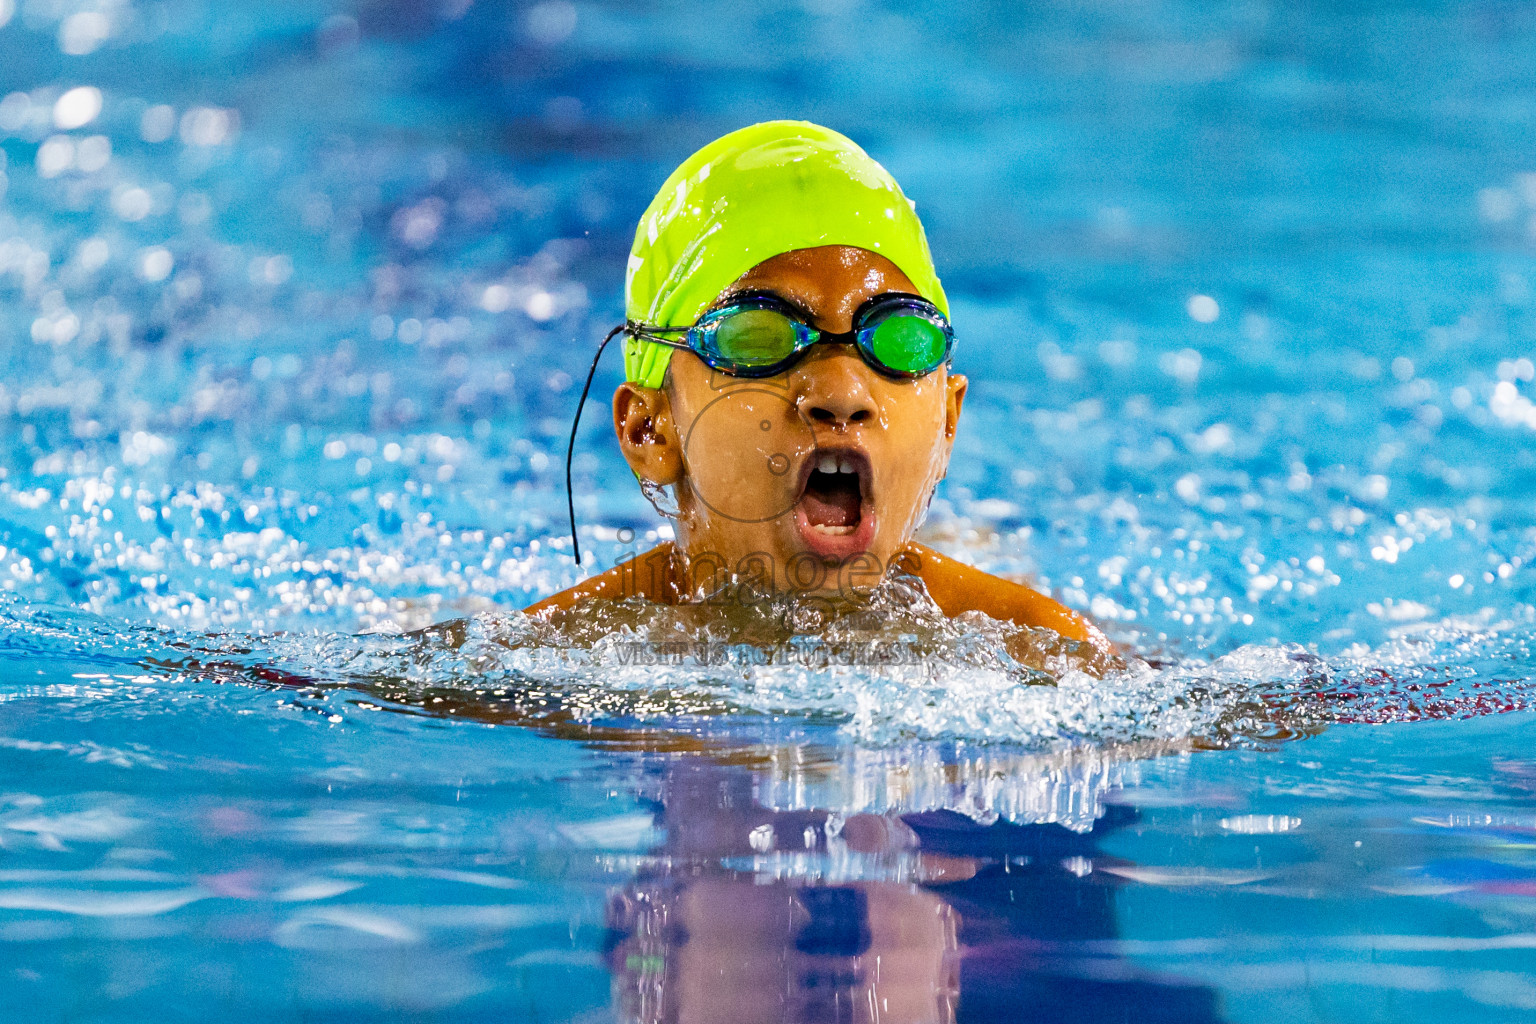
left=3, top=0, right=1536, bottom=1019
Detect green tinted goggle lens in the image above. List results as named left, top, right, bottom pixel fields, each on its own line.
left=867, top=313, right=949, bottom=375
left=710, top=308, right=801, bottom=367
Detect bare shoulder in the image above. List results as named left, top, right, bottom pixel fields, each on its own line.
left=902, top=542, right=1109, bottom=649
left=523, top=543, right=678, bottom=616
left=523, top=540, right=1115, bottom=667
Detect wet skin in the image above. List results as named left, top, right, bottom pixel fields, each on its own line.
left=529, top=245, right=1111, bottom=662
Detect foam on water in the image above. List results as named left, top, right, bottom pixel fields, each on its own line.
left=12, top=569, right=1529, bottom=759
left=7, top=581, right=1533, bottom=843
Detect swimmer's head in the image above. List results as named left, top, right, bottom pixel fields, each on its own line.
left=610, top=122, right=966, bottom=595
left=622, top=120, right=948, bottom=387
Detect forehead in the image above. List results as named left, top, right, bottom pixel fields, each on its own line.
left=719, top=245, right=918, bottom=316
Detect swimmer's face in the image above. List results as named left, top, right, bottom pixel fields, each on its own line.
left=613, top=245, right=967, bottom=596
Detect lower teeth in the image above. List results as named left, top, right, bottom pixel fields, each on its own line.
left=810, top=524, right=855, bottom=536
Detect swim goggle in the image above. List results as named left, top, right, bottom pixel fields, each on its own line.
left=629, top=291, right=955, bottom=380
left=564, top=292, right=956, bottom=563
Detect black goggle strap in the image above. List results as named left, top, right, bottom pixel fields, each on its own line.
left=625, top=323, right=693, bottom=350
left=565, top=323, right=627, bottom=565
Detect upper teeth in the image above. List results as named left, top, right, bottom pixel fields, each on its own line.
left=818, top=455, right=856, bottom=474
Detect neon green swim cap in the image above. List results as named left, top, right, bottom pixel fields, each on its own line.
left=623, top=120, right=948, bottom=389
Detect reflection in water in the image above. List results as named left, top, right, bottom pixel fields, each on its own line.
left=605, top=762, right=1225, bottom=1024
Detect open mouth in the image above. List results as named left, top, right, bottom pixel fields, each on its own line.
left=794, top=448, right=876, bottom=560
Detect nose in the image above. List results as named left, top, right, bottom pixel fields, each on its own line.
left=793, top=346, right=876, bottom=428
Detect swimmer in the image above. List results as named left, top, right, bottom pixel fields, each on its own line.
left=530, top=121, right=1113, bottom=669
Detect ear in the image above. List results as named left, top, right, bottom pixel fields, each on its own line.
left=943, top=372, right=968, bottom=442
left=613, top=382, right=683, bottom=485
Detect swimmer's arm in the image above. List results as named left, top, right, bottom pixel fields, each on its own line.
left=523, top=542, right=678, bottom=616
left=903, top=542, right=1116, bottom=661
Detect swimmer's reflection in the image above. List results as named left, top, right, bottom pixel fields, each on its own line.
left=604, top=763, right=1224, bottom=1024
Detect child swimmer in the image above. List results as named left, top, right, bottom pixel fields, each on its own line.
left=530, top=121, right=1114, bottom=669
